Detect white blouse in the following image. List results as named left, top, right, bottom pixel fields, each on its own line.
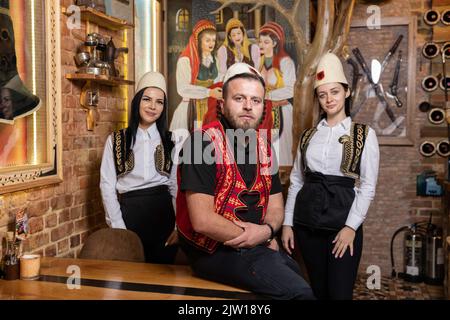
left=176, top=56, right=222, bottom=101
left=283, top=117, right=380, bottom=231
left=100, top=124, right=177, bottom=229
left=262, top=56, right=296, bottom=101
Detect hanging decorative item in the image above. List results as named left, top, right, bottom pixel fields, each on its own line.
left=424, top=9, right=440, bottom=25
left=422, top=75, right=439, bottom=92
left=437, top=140, right=450, bottom=157
left=428, top=107, right=445, bottom=124
left=418, top=101, right=434, bottom=112
left=422, top=42, right=440, bottom=59
left=419, top=141, right=436, bottom=157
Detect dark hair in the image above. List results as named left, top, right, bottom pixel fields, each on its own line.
left=227, top=26, right=245, bottom=50
left=316, top=83, right=351, bottom=119
left=125, top=88, right=174, bottom=169
left=197, top=29, right=218, bottom=60
left=222, top=73, right=266, bottom=100
left=259, top=31, right=279, bottom=56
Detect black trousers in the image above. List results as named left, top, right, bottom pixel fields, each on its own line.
left=294, top=224, right=363, bottom=300
left=180, top=238, right=315, bottom=300
left=120, top=185, right=177, bottom=264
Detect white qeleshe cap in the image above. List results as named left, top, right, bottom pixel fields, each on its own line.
left=314, top=51, right=349, bottom=89
left=223, top=62, right=264, bottom=85
left=136, top=71, right=167, bottom=95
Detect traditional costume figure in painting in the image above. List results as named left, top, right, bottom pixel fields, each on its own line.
left=258, top=22, right=295, bottom=166
left=169, top=19, right=223, bottom=139
left=217, top=18, right=260, bottom=75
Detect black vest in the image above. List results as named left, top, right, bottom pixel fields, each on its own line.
left=299, top=122, right=369, bottom=179
left=112, top=129, right=172, bottom=178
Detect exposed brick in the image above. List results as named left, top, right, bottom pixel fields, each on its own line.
left=23, top=233, right=49, bottom=252
left=29, top=217, right=44, bottom=234
left=58, top=209, right=71, bottom=224
left=57, top=239, right=70, bottom=255
left=45, top=213, right=58, bottom=228
left=28, top=200, right=50, bottom=218
left=44, top=244, right=57, bottom=257
left=51, top=223, right=74, bottom=242
left=50, top=195, right=73, bottom=211
left=70, top=234, right=81, bottom=248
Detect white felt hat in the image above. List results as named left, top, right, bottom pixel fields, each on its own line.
left=136, top=71, right=167, bottom=95
left=314, top=52, right=348, bottom=89
left=223, top=62, right=264, bottom=85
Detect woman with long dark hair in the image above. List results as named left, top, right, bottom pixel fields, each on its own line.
left=281, top=52, right=380, bottom=299
left=100, top=71, right=178, bottom=264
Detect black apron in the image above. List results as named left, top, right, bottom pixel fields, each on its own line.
left=293, top=171, right=355, bottom=231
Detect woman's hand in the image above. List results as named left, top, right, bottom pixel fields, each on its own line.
left=165, top=229, right=178, bottom=247
left=332, top=226, right=356, bottom=258
left=281, top=225, right=295, bottom=255
left=266, top=238, right=279, bottom=251
left=210, top=87, right=223, bottom=100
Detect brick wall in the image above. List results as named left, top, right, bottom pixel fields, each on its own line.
left=0, top=1, right=129, bottom=258
left=351, top=0, right=448, bottom=276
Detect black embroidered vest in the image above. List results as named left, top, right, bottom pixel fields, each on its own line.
left=299, top=122, right=369, bottom=179
left=112, top=129, right=172, bottom=178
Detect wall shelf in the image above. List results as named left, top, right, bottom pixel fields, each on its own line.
left=62, top=6, right=134, bottom=31
left=65, top=73, right=134, bottom=87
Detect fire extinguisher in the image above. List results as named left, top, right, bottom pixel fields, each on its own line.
left=424, top=225, right=444, bottom=285
left=391, top=212, right=443, bottom=284
left=390, top=223, right=427, bottom=283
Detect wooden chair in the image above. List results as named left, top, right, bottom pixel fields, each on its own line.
left=79, top=228, right=145, bottom=263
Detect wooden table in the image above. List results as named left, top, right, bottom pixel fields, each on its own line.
left=0, top=257, right=258, bottom=300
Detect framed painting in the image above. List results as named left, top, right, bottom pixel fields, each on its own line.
left=0, top=0, right=62, bottom=194
left=344, top=17, right=417, bottom=145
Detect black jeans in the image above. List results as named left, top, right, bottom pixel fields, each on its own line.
left=294, top=224, right=363, bottom=300
left=120, top=185, right=177, bottom=264
left=180, top=238, right=315, bottom=300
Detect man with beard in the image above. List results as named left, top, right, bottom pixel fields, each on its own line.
left=176, top=63, right=314, bottom=300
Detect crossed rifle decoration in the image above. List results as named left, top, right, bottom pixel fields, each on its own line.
left=345, top=35, right=405, bottom=135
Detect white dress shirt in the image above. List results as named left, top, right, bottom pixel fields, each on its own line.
left=100, top=124, right=177, bottom=229
left=284, top=117, right=379, bottom=231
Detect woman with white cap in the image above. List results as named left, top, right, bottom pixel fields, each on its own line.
left=281, top=52, right=380, bottom=299
left=100, top=71, right=178, bottom=264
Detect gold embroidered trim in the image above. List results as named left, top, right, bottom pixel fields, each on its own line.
left=338, top=122, right=368, bottom=180
left=300, top=127, right=317, bottom=171
left=155, top=144, right=170, bottom=177
left=113, top=130, right=134, bottom=178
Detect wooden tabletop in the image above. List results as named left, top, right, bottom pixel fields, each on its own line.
left=0, top=257, right=258, bottom=300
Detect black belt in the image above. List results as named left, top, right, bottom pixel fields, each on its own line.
left=304, top=171, right=355, bottom=213
left=294, top=171, right=356, bottom=231
left=119, top=185, right=169, bottom=200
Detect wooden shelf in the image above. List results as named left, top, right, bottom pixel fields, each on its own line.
left=65, top=73, right=134, bottom=86
left=62, top=6, right=133, bottom=31
left=420, top=125, right=448, bottom=138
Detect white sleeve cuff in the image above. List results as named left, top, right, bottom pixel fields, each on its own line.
left=345, top=214, right=364, bottom=231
